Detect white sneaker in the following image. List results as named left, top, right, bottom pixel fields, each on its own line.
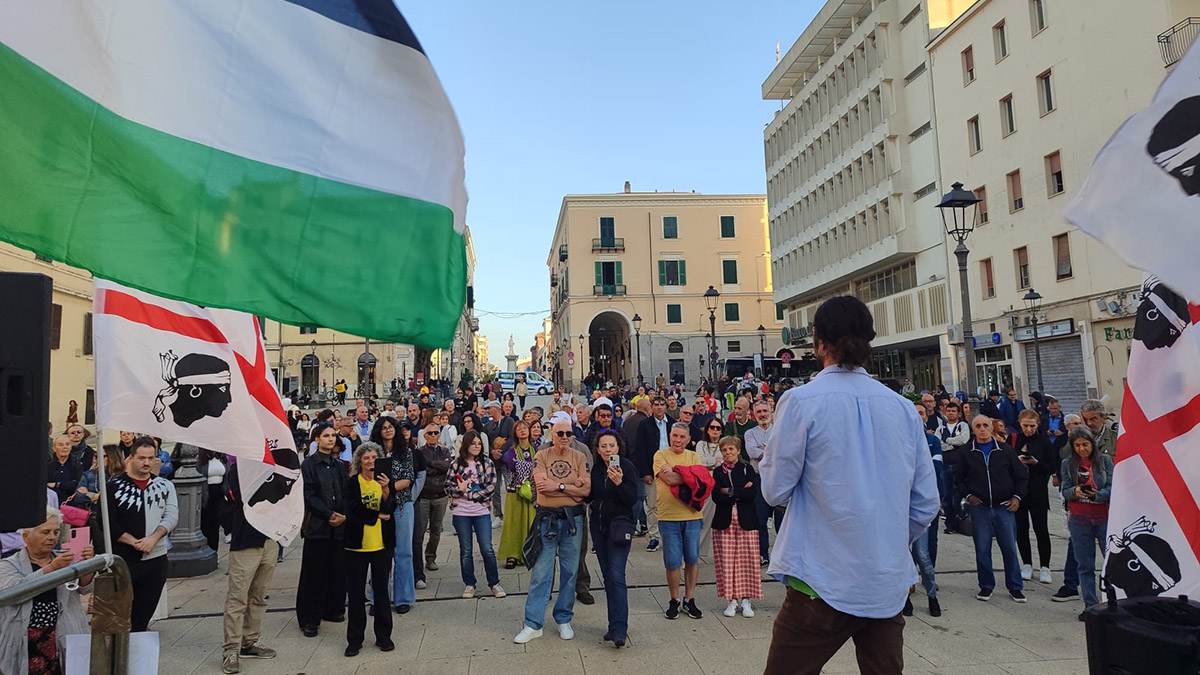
left=1021, top=564, right=1033, bottom=580
left=513, top=626, right=542, bottom=644
left=491, top=584, right=507, bottom=598
left=741, top=599, right=755, bottom=618
left=1040, top=567, right=1053, bottom=584
left=723, top=600, right=739, bottom=617
left=415, top=580, right=427, bottom=590
left=493, top=517, right=503, bottom=529
left=557, top=622, right=574, bottom=640
left=462, top=586, right=475, bottom=599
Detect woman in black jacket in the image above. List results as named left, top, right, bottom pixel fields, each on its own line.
left=1013, top=409, right=1056, bottom=585
left=586, top=430, right=638, bottom=648
left=710, top=436, right=762, bottom=618
left=342, top=442, right=395, bottom=657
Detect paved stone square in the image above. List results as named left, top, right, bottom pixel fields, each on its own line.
left=154, top=502, right=1090, bottom=674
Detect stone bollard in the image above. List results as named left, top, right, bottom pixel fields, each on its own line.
left=167, top=443, right=217, bottom=577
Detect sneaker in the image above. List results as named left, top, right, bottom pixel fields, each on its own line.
left=394, top=604, right=411, bottom=614
left=760, top=556, right=770, bottom=566
left=976, top=588, right=993, bottom=601
left=222, top=654, right=240, bottom=674
left=415, top=579, right=427, bottom=590
left=723, top=600, right=739, bottom=617
left=1039, top=567, right=1053, bottom=585
left=665, top=599, right=681, bottom=619
left=902, top=598, right=914, bottom=616
left=1021, top=564, right=1033, bottom=581
left=557, top=622, right=575, bottom=640
left=576, top=590, right=595, bottom=605
left=683, top=598, right=703, bottom=619
left=613, top=636, right=626, bottom=648
left=1010, top=590, right=1027, bottom=603
left=224, top=533, right=232, bottom=544
left=491, top=585, right=507, bottom=598
left=740, top=599, right=755, bottom=618
left=493, top=517, right=503, bottom=529
left=943, top=526, right=956, bottom=535
left=513, top=626, right=543, bottom=644
left=1051, top=586, right=1079, bottom=602
left=462, top=586, right=476, bottom=599
left=928, top=597, right=942, bottom=617
left=646, top=538, right=660, bottom=552
left=239, top=644, right=276, bottom=659
left=426, top=561, right=439, bottom=571
left=634, top=525, right=648, bottom=537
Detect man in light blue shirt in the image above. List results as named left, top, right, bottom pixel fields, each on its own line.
left=760, top=296, right=939, bottom=675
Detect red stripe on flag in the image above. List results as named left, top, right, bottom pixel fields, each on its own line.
left=99, top=289, right=229, bottom=345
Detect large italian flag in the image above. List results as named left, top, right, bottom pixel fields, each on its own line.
left=0, top=0, right=468, bottom=347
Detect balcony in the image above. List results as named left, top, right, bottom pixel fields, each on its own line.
left=593, top=284, right=626, bottom=296
left=550, top=272, right=559, bottom=287
left=592, top=237, right=624, bottom=252
left=1159, top=18, right=1200, bottom=66
left=559, top=244, right=568, bottom=261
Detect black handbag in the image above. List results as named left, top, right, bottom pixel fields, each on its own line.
left=608, top=515, right=635, bottom=545
left=521, top=519, right=543, bottom=571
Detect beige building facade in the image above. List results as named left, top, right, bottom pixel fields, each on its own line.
left=547, top=186, right=784, bottom=390
left=927, top=0, right=1200, bottom=413
left=1, top=242, right=96, bottom=432
left=762, top=0, right=959, bottom=393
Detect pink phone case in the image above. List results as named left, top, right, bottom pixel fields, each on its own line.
left=64, top=527, right=91, bottom=560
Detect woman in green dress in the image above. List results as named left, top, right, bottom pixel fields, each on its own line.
left=497, top=420, right=538, bottom=568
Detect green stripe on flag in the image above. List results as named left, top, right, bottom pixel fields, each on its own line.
left=0, top=41, right=465, bottom=347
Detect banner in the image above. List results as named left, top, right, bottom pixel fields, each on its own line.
left=94, top=280, right=302, bottom=544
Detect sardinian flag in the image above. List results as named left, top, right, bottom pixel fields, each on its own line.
left=94, top=280, right=302, bottom=545
left=1065, top=38, right=1200, bottom=599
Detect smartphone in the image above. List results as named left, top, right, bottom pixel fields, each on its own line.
left=608, top=455, right=621, bottom=468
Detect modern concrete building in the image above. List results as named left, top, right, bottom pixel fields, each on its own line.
left=1, top=242, right=97, bottom=432
left=927, top=0, right=1200, bottom=413
left=762, top=0, right=959, bottom=392
left=547, top=185, right=783, bottom=390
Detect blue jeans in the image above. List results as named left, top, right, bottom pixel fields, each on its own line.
left=523, top=513, right=583, bottom=630
left=754, top=492, right=772, bottom=560
left=911, top=526, right=937, bottom=599
left=968, top=505, right=1023, bottom=592
left=659, top=519, right=701, bottom=571
left=634, top=481, right=647, bottom=528
left=1063, top=537, right=1079, bottom=589
left=1069, top=516, right=1108, bottom=608
left=591, top=522, right=631, bottom=640
left=927, top=512, right=940, bottom=568
left=391, top=501, right=416, bottom=607
left=452, top=514, right=500, bottom=589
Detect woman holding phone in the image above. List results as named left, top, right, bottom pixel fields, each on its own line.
left=342, top=442, right=395, bottom=657
left=1060, top=426, right=1113, bottom=616
left=445, top=430, right=504, bottom=599
left=586, top=430, right=637, bottom=648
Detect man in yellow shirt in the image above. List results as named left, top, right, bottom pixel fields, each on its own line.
left=654, top=423, right=704, bottom=620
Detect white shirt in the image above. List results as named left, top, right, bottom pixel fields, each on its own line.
left=760, top=365, right=940, bottom=619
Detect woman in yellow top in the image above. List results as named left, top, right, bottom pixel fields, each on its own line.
left=343, top=442, right=394, bottom=658
left=653, top=423, right=705, bottom=620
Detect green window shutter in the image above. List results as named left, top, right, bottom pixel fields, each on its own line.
left=658, top=260, right=667, bottom=286
left=723, top=260, right=738, bottom=284
left=595, top=261, right=602, bottom=285
left=678, top=260, right=687, bottom=285
left=615, top=261, right=623, bottom=285
left=667, top=304, right=682, bottom=323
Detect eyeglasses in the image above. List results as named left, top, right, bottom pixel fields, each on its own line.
left=554, top=431, right=573, bottom=437
left=424, top=431, right=439, bottom=436
left=707, top=425, right=722, bottom=430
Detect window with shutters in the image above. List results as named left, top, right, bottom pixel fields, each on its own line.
left=727, top=341, right=741, bottom=353
left=662, top=215, right=678, bottom=239
left=50, top=303, right=62, bottom=350
left=1053, top=233, right=1073, bottom=280
left=724, top=303, right=740, bottom=322
left=666, top=304, right=682, bottom=324
left=1000, top=95, right=1016, bottom=136
left=776, top=304, right=786, bottom=321
left=1037, top=70, right=1055, bottom=115
left=721, top=259, right=739, bottom=284
left=299, top=326, right=317, bottom=334
left=1007, top=170, right=1024, bottom=211
left=968, top=116, right=982, bottom=154
left=658, top=259, right=686, bottom=286
left=962, top=46, right=975, bottom=84
left=1045, top=151, right=1064, bottom=196
left=1014, top=246, right=1030, bottom=289
left=976, top=186, right=990, bottom=224
left=83, top=312, right=93, bottom=356
left=720, top=215, right=736, bottom=238
left=981, top=259, right=995, bottom=298
left=593, top=261, right=623, bottom=295
left=993, top=21, right=1009, bottom=61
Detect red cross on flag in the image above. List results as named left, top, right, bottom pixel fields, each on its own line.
left=1066, top=39, right=1200, bottom=598
left=94, top=280, right=303, bottom=545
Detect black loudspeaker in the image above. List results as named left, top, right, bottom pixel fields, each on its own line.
left=0, top=272, right=51, bottom=532
left=1085, top=595, right=1200, bottom=674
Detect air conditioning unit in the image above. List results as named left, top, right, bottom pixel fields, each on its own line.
left=1008, top=315, right=1020, bottom=329
left=947, top=324, right=964, bottom=344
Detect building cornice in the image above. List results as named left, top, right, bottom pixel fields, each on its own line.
left=562, top=195, right=766, bottom=209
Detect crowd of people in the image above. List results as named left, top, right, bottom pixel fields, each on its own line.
left=0, top=319, right=1122, bottom=674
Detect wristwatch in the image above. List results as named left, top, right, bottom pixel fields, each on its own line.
left=558, top=483, right=566, bottom=492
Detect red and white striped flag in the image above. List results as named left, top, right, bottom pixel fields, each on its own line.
left=94, top=280, right=302, bottom=545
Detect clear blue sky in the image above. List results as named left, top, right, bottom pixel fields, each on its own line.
left=401, top=1, right=822, bottom=368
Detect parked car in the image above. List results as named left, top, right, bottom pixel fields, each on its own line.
left=497, top=371, right=555, bottom=395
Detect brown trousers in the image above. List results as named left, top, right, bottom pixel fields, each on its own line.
left=763, top=588, right=905, bottom=675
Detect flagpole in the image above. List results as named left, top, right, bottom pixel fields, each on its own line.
left=96, top=423, right=113, bottom=557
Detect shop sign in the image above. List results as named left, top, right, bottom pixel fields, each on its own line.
left=1014, top=319, right=1075, bottom=342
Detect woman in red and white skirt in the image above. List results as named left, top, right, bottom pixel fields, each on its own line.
left=710, top=436, right=763, bottom=617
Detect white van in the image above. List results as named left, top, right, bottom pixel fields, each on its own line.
left=497, top=371, right=555, bottom=395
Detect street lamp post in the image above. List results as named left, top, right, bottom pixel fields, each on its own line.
left=936, top=182, right=982, bottom=406
left=633, top=313, right=643, bottom=386
left=1023, top=288, right=1045, bottom=394
left=578, top=334, right=585, bottom=393
left=756, top=324, right=766, bottom=379
left=703, top=286, right=720, bottom=386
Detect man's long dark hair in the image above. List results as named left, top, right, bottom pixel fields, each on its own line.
left=813, top=296, right=875, bottom=368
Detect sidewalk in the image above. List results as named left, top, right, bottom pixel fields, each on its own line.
left=153, top=508, right=1090, bottom=674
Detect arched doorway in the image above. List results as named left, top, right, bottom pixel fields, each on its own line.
left=301, top=354, right=320, bottom=394
left=668, top=341, right=685, bottom=385
left=357, top=352, right=377, bottom=397
left=587, top=312, right=632, bottom=386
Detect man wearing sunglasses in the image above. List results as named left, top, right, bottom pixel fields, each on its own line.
left=413, top=425, right=453, bottom=589
left=676, top=407, right=699, bottom=447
